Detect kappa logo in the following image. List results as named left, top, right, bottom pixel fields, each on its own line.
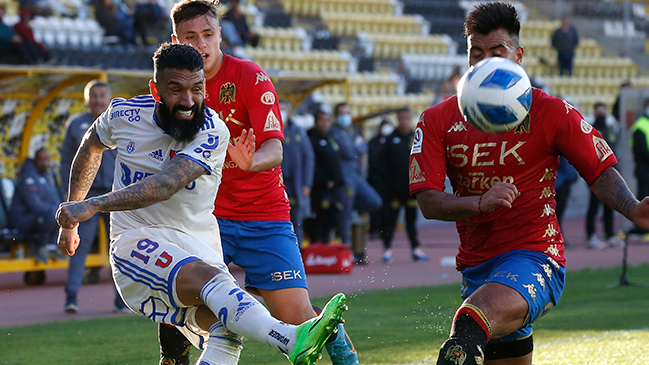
left=447, top=121, right=467, bottom=133
left=411, top=127, right=423, bottom=154
left=148, top=149, right=164, bottom=161
left=255, top=72, right=269, bottom=85
left=264, top=110, right=281, bottom=131
left=581, top=119, right=593, bottom=134
left=220, top=82, right=236, bottom=104
left=593, top=135, right=613, bottom=162
left=409, top=158, right=426, bottom=183
left=260, top=91, right=276, bottom=105
left=563, top=99, right=575, bottom=114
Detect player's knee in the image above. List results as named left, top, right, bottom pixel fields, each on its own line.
left=436, top=338, right=485, bottom=365
left=176, top=261, right=230, bottom=305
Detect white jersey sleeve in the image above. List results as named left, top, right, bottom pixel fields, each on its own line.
left=95, top=95, right=229, bottom=248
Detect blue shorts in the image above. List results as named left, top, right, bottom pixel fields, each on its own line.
left=460, top=250, right=566, bottom=344
left=218, top=219, right=308, bottom=293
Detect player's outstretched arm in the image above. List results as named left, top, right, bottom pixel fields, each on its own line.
left=228, top=128, right=256, bottom=171
left=417, top=182, right=518, bottom=221
left=57, top=155, right=208, bottom=230
left=590, top=167, right=649, bottom=231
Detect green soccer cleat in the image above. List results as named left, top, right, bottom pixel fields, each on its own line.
left=289, top=293, right=348, bottom=365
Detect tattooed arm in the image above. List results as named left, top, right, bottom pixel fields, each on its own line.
left=67, top=123, right=107, bottom=202
left=57, top=153, right=207, bottom=229
left=416, top=182, right=518, bottom=221
left=590, top=167, right=649, bottom=230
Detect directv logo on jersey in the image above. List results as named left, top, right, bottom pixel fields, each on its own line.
left=149, top=149, right=164, bottom=161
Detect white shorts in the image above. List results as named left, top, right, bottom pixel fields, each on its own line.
left=110, top=226, right=232, bottom=348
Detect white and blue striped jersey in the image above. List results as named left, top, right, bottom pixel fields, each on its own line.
left=94, top=95, right=230, bottom=247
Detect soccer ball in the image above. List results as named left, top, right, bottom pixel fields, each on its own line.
left=457, top=57, right=532, bottom=133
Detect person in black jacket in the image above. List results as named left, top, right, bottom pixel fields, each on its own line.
left=10, top=148, right=62, bottom=263
left=367, top=119, right=393, bottom=239
left=308, top=111, right=344, bottom=243
left=551, top=17, right=579, bottom=77
left=380, top=108, right=428, bottom=263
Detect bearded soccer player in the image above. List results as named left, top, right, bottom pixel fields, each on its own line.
left=159, top=1, right=358, bottom=365
left=56, top=42, right=346, bottom=365
left=409, top=3, right=649, bottom=365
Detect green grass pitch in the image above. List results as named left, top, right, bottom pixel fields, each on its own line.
left=1, top=264, right=647, bottom=364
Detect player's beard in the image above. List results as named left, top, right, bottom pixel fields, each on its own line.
left=157, top=97, right=206, bottom=143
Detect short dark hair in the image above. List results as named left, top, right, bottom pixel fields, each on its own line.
left=464, top=2, right=520, bottom=42
left=333, top=102, right=349, bottom=116
left=594, top=102, right=607, bottom=110
left=153, top=42, right=204, bottom=80
left=171, top=0, right=220, bottom=34
left=397, top=107, right=411, bottom=115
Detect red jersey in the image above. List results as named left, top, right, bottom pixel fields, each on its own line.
left=409, top=88, right=617, bottom=270
left=206, top=54, right=290, bottom=221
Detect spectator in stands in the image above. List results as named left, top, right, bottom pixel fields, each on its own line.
left=367, top=119, right=393, bottom=241
left=280, top=99, right=315, bottom=247
left=60, top=80, right=128, bottom=314
left=612, top=82, right=631, bottom=123
left=630, top=98, right=649, bottom=235
left=12, top=7, right=50, bottom=64
left=551, top=16, right=579, bottom=77
left=308, top=110, right=344, bottom=244
left=585, top=102, right=623, bottom=249
left=95, top=0, right=136, bottom=44
left=554, top=156, right=578, bottom=248
left=9, top=148, right=62, bottom=263
left=433, top=79, right=455, bottom=105
left=222, top=0, right=259, bottom=47
left=380, top=108, right=427, bottom=263
left=330, top=103, right=382, bottom=251
left=133, top=0, right=166, bottom=45
left=0, top=5, right=28, bottom=64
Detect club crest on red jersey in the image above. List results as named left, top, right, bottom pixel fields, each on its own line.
left=409, top=158, right=426, bottom=183
left=220, top=82, right=236, bottom=104
left=264, top=110, right=281, bottom=131
left=592, top=135, right=613, bottom=162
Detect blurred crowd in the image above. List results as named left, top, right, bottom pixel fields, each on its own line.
left=282, top=100, right=428, bottom=265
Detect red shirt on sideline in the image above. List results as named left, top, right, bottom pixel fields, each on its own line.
left=206, top=53, right=290, bottom=221
left=409, top=88, right=618, bottom=270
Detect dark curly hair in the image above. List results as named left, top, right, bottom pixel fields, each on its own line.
left=152, top=42, right=204, bottom=80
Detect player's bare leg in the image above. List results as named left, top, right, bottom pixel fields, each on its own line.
left=437, top=283, right=530, bottom=365
left=258, top=287, right=317, bottom=324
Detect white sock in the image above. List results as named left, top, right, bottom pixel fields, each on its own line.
left=267, top=321, right=298, bottom=355
left=196, top=322, right=243, bottom=365
left=200, top=274, right=297, bottom=352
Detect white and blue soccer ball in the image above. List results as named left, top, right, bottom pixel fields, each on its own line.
left=457, top=57, right=532, bottom=133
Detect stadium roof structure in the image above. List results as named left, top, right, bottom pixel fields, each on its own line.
left=0, top=66, right=150, bottom=164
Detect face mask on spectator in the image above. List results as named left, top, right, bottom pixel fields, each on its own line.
left=337, top=114, right=352, bottom=126
left=381, top=124, right=395, bottom=136
left=281, top=110, right=288, bottom=125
